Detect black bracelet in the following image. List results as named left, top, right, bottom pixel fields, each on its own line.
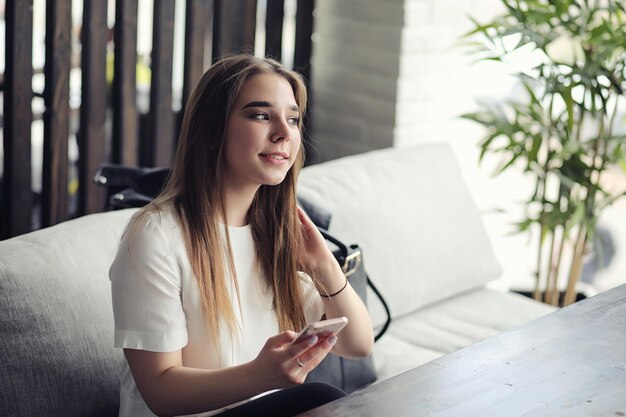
left=320, top=277, right=349, bottom=298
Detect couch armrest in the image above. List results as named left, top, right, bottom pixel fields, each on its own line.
left=0, top=209, right=137, bottom=417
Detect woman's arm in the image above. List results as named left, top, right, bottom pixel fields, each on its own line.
left=297, top=207, right=374, bottom=359
left=125, top=331, right=336, bottom=417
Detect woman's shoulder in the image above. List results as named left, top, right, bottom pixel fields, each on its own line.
left=131, top=203, right=179, bottom=228
left=124, top=203, right=182, bottom=246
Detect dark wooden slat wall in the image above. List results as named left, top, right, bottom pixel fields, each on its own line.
left=79, top=0, right=108, bottom=215
left=265, top=0, right=285, bottom=60
left=182, top=0, right=212, bottom=114
left=213, top=0, right=257, bottom=58
left=42, top=0, right=71, bottom=227
left=1, top=0, right=318, bottom=239
left=112, top=0, right=139, bottom=166
left=146, top=0, right=176, bottom=168
left=1, top=0, right=34, bottom=239
left=294, top=0, right=316, bottom=164
left=294, top=0, right=315, bottom=84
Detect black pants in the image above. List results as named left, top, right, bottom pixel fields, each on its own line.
left=215, top=383, right=346, bottom=417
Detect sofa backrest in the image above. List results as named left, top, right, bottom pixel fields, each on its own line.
left=298, top=144, right=502, bottom=327
left=0, top=208, right=137, bottom=417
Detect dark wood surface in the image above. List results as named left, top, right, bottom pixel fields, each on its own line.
left=42, top=0, right=71, bottom=227
left=147, top=0, right=176, bottom=168
left=79, top=0, right=108, bottom=215
left=213, top=0, right=257, bottom=59
left=298, top=284, right=626, bottom=416
left=182, top=0, right=212, bottom=113
left=293, top=0, right=315, bottom=83
left=112, top=0, right=139, bottom=166
left=265, top=0, right=285, bottom=60
left=2, top=0, right=34, bottom=239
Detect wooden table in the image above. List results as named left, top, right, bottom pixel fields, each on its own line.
left=297, top=284, right=626, bottom=416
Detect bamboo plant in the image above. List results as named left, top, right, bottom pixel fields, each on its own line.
left=461, top=0, right=626, bottom=306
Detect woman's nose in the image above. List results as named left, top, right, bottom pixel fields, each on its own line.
left=270, top=119, right=291, bottom=143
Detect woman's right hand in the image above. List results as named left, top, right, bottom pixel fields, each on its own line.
left=251, top=331, right=337, bottom=391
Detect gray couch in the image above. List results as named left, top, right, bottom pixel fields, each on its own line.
left=0, top=143, right=554, bottom=416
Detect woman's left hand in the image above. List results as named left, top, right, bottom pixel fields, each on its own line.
left=296, top=206, right=336, bottom=272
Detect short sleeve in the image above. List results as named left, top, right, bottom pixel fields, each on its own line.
left=298, top=272, right=325, bottom=324
left=110, top=212, right=188, bottom=352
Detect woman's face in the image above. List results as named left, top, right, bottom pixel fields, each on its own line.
left=222, top=73, right=302, bottom=193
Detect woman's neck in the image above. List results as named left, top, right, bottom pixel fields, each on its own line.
left=223, top=185, right=259, bottom=227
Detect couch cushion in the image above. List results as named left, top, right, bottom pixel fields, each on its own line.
left=0, top=209, right=137, bottom=417
left=298, top=144, right=503, bottom=325
left=373, top=288, right=556, bottom=381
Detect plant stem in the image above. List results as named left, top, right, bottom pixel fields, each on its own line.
left=533, top=177, right=547, bottom=302
left=607, top=96, right=619, bottom=139
left=550, top=224, right=567, bottom=305
left=533, top=222, right=545, bottom=302
left=564, top=223, right=587, bottom=306
left=543, top=229, right=557, bottom=304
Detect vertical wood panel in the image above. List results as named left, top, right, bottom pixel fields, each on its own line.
left=147, top=0, right=176, bottom=168
left=293, top=0, right=315, bottom=83
left=42, top=0, right=71, bottom=227
left=182, top=0, right=211, bottom=114
left=2, top=0, right=34, bottom=239
left=294, top=0, right=316, bottom=165
left=265, top=0, right=284, bottom=60
left=79, top=0, right=108, bottom=215
left=213, top=0, right=257, bottom=58
left=112, top=0, right=139, bottom=166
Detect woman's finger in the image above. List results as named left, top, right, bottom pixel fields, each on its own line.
left=293, top=335, right=338, bottom=372
left=286, top=335, right=319, bottom=358
left=296, top=206, right=315, bottom=230
left=264, top=331, right=297, bottom=349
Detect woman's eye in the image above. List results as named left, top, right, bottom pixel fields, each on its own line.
left=288, top=117, right=300, bottom=125
left=251, top=113, right=269, bottom=120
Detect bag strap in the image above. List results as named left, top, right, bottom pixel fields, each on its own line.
left=318, top=229, right=391, bottom=342
left=366, top=274, right=392, bottom=342
left=319, top=229, right=361, bottom=277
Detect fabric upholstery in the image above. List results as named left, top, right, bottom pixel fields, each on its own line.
left=298, top=143, right=503, bottom=326
left=373, top=287, right=556, bottom=381
left=0, top=209, right=136, bottom=417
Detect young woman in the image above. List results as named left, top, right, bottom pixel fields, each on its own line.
left=110, top=55, right=373, bottom=417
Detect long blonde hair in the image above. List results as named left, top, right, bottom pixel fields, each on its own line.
left=138, top=55, right=314, bottom=343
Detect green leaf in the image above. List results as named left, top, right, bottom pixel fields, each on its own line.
left=528, top=134, right=542, bottom=163
left=559, top=84, right=575, bottom=133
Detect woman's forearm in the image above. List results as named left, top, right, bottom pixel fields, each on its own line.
left=315, top=260, right=374, bottom=358
left=124, top=350, right=267, bottom=417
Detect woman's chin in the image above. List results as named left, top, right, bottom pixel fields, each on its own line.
left=261, top=173, right=289, bottom=186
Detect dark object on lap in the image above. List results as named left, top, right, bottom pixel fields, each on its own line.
left=214, top=383, right=345, bottom=417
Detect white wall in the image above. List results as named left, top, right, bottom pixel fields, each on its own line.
left=311, top=0, right=511, bottom=157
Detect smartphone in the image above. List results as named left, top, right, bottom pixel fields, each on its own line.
left=292, top=316, right=349, bottom=345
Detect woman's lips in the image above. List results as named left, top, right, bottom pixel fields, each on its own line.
left=259, top=152, right=289, bottom=164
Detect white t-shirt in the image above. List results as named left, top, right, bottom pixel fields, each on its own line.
left=110, top=207, right=324, bottom=417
